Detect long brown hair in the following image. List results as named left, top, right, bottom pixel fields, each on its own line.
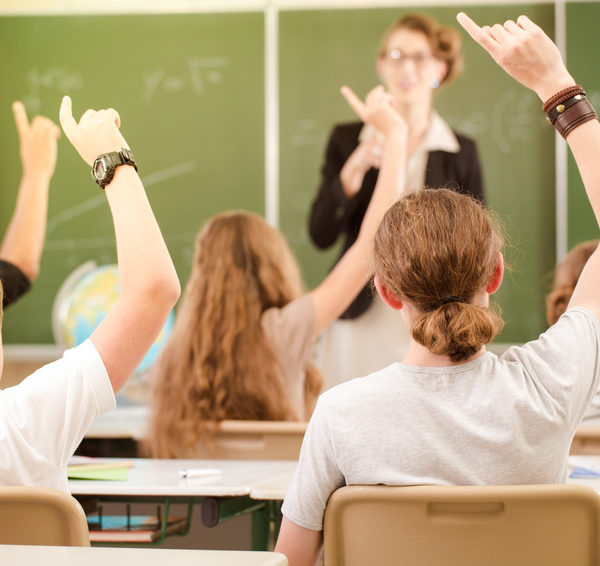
left=150, top=211, right=321, bottom=458
left=546, top=240, right=599, bottom=325
left=378, top=13, right=464, bottom=85
left=374, top=188, right=504, bottom=362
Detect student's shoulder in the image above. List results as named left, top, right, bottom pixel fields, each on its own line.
left=501, top=307, right=600, bottom=369
left=318, top=364, right=398, bottom=408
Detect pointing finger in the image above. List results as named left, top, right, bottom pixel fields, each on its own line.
left=340, top=85, right=365, bottom=120
left=12, top=101, right=29, bottom=138
left=457, top=12, right=499, bottom=55
left=59, top=96, right=78, bottom=140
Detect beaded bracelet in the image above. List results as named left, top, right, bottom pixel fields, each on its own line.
left=542, top=85, right=584, bottom=113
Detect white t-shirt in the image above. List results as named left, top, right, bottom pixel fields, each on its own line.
left=0, top=340, right=115, bottom=492
left=282, top=307, right=600, bottom=531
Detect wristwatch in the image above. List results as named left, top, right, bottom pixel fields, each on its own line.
left=91, top=148, right=138, bottom=189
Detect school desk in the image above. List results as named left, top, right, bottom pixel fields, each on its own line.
left=568, top=455, right=600, bottom=492
left=68, top=458, right=297, bottom=550
left=85, top=406, right=149, bottom=440
left=0, top=544, right=287, bottom=566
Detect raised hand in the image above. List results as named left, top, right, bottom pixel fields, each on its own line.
left=59, top=96, right=128, bottom=165
left=13, top=101, right=60, bottom=177
left=456, top=12, right=575, bottom=101
left=341, top=85, right=406, bottom=138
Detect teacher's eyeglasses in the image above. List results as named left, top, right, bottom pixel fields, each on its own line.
left=385, top=49, right=433, bottom=67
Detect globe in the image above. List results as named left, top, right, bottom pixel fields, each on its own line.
left=52, top=262, right=174, bottom=405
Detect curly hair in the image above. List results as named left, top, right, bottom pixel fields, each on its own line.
left=149, top=211, right=322, bottom=458
left=378, top=13, right=464, bottom=85
left=374, top=188, right=504, bottom=362
left=546, top=240, right=599, bottom=326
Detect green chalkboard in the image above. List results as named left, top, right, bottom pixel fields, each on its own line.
left=0, top=13, right=265, bottom=343
left=279, top=4, right=555, bottom=344
left=566, top=2, right=600, bottom=248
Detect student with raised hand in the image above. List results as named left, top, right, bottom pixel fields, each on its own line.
left=546, top=240, right=600, bottom=422
left=275, top=13, right=600, bottom=566
left=149, top=85, right=406, bottom=458
left=0, top=96, right=180, bottom=490
left=0, top=102, right=60, bottom=307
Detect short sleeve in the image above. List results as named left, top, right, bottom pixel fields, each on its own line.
left=281, top=394, right=345, bottom=530
left=503, top=307, right=600, bottom=429
left=1, top=339, right=115, bottom=468
left=0, top=260, right=31, bottom=308
left=261, top=294, right=316, bottom=417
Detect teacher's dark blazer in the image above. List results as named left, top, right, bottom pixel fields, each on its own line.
left=308, top=121, right=485, bottom=319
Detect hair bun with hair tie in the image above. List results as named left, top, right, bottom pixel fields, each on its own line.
left=436, top=295, right=462, bottom=308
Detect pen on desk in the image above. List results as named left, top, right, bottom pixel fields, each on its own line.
left=179, top=468, right=222, bottom=479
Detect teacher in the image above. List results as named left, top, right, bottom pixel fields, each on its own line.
left=309, top=13, right=485, bottom=389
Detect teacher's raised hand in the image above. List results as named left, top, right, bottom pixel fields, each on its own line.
left=341, top=85, right=406, bottom=139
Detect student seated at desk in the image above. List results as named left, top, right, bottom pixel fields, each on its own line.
left=0, top=102, right=60, bottom=307
left=0, top=97, right=180, bottom=490
left=149, top=86, right=406, bottom=458
left=275, top=13, right=600, bottom=566
left=547, top=240, right=600, bottom=424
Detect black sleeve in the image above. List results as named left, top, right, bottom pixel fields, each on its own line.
left=426, top=134, right=486, bottom=205
left=308, top=125, right=358, bottom=250
left=0, top=260, right=32, bottom=308
left=459, top=136, right=485, bottom=204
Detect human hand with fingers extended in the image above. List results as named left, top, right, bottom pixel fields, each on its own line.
left=456, top=12, right=575, bottom=101
left=341, top=85, right=407, bottom=138
left=59, top=96, right=129, bottom=165
left=13, top=101, right=60, bottom=177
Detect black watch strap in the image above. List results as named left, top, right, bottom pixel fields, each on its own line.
left=92, top=148, right=138, bottom=189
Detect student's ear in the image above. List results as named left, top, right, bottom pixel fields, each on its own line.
left=375, top=275, right=403, bottom=310
left=486, top=252, right=504, bottom=295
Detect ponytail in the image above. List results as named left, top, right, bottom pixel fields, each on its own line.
left=412, top=302, right=504, bottom=362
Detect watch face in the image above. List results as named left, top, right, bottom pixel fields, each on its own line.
left=93, top=158, right=107, bottom=180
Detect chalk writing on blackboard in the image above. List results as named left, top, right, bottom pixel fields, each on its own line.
left=46, top=161, right=197, bottom=236
left=143, top=56, right=229, bottom=103
left=22, top=68, right=83, bottom=115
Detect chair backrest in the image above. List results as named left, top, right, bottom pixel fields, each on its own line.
left=195, top=420, right=307, bottom=460
left=323, top=484, right=600, bottom=566
left=571, top=426, right=600, bottom=455
left=0, top=486, right=90, bottom=546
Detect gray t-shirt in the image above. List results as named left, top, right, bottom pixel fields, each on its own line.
left=282, top=307, right=600, bottom=531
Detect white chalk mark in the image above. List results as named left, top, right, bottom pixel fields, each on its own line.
left=141, top=160, right=197, bottom=188
left=46, top=161, right=197, bottom=235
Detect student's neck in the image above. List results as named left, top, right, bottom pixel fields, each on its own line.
left=402, top=341, right=487, bottom=368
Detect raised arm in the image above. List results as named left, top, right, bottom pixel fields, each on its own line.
left=457, top=12, right=600, bottom=320
left=310, top=85, right=406, bottom=336
left=59, top=96, right=180, bottom=392
left=0, top=102, right=60, bottom=284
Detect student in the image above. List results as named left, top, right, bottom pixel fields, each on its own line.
left=546, top=240, right=599, bottom=326
left=546, top=240, right=600, bottom=423
left=0, top=102, right=60, bottom=307
left=275, top=13, right=600, bottom=565
left=309, top=13, right=485, bottom=389
left=149, top=86, right=406, bottom=458
left=0, top=96, right=180, bottom=490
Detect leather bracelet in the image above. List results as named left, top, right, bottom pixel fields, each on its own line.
left=554, top=98, right=598, bottom=139
left=546, top=93, right=586, bottom=125
left=543, top=85, right=584, bottom=113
